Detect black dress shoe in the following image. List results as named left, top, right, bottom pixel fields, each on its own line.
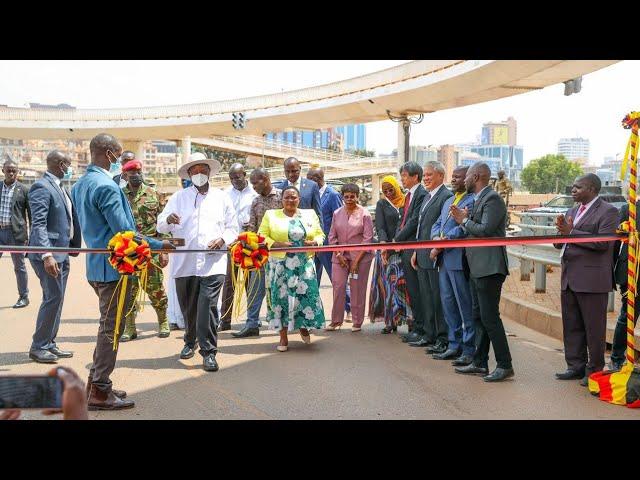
left=555, top=369, right=584, bottom=380
left=455, top=363, right=488, bottom=375
left=87, top=386, right=134, bottom=411
left=432, top=348, right=460, bottom=360
left=381, top=326, right=397, bottom=334
left=425, top=342, right=447, bottom=354
left=408, top=338, right=431, bottom=347
left=401, top=332, right=422, bottom=343
left=48, top=346, right=73, bottom=358
left=203, top=354, right=219, bottom=372
left=232, top=326, right=260, bottom=338
left=483, top=367, right=515, bottom=382
left=451, top=354, right=473, bottom=366
left=13, top=296, right=29, bottom=309
left=579, top=375, right=590, bottom=387
left=218, top=322, right=231, bottom=332
left=169, top=323, right=180, bottom=331
left=180, top=345, right=195, bottom=359
left=29, top=349, right=58, bottom=363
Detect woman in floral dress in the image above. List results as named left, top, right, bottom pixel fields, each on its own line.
left=258, top=186, right=326, bottom=352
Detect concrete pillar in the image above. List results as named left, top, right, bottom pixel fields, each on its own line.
left=534, top=262, right=546, bottom=293
left=520, top=258, right=531, bottom=281
left=179, top=136, right=192, bottom=168
left=122, top=140, right=145, bottom=162
left=370, top=174, right=382, bottom=206
left=397, top=120, right=410, bottom=163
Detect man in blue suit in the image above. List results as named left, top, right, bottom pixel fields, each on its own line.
left=274, top=157, right=323, bottom=230
left=430, top=166, right=476, bottom=366
left=72, top=133, right=173, bottom=411
left=27, top=151, right=82, bottom=364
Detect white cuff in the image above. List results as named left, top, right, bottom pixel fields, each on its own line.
left=42, top=253, right=53, bottom=260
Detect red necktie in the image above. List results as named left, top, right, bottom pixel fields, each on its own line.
left=576, top=204, right=586, bottom=220
left=400, top=191, right=412, bottom=228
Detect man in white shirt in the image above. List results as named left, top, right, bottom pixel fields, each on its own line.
left=220, top=163, right=258, bottom=331
left=157, top=153, right=238, bottom=372
left=27, top=151, right=81, bottom=363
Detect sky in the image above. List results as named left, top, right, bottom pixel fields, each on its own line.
left=0, top=60, right=637, bottom=166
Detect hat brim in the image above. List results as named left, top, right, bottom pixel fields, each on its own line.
left=177, top=159, right=222, bottom=180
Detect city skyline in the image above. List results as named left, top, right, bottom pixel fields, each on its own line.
left=0, top=60, right=634, bottom=167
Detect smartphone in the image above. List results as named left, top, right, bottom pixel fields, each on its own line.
left=0, top=375, right=63, bottom=409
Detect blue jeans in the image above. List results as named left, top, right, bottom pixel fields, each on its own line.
left=315, top=253, right=351, bottom=312
left=439, top=265, right=475, bottom=356
left=30, top=258, right=69, bottom=351
left=246, top=268, right=266, bottom=329
left=0, top=228, right=29, bottom=298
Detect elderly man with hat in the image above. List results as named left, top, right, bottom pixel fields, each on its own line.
left=157, top=153, right=238, bottom=372
left=119, top=158, right=171, bottom=342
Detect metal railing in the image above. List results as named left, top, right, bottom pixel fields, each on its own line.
left=508, top=212, right=615, bottom=311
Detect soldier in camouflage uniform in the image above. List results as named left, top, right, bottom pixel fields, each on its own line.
left=119, top=159, right=171, bottom=341
left=496, top=170, right=513, bottom=205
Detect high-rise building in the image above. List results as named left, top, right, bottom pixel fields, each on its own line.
left=409, top=145, right=438, bottom=166
left=470, top=144, right=524, bottom=182
left=266, top=124, right=366, bottom=152
left=437, top=144, right=459, bottom=181
left=558, top=137, right=590, bottom=165
left=481, top=117, right=517, bottom=146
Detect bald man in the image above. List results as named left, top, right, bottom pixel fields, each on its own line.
left=27, top=151, right=82, bottom=363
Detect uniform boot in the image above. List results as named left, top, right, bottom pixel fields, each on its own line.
left=158, top=316, right=170, bottom=338
left=120, top=317, right=137, bottom=342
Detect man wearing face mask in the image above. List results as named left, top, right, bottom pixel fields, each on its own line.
left=112, top=150, right=135, bottom=189
left=27, top=151, right=82, bottom=364
left=72, top=133, right=175, bottom=410
left=119, top=159, right=171, bottom=342
left=157, top=152, right=238, bottom=372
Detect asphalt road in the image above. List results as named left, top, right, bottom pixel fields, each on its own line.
left=0, top=256, right=637, bottom=420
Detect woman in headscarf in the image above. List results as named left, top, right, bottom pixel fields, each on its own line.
left=368, top=175, right=412, bottom=334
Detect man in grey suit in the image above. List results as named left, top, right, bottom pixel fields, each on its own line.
left=27, top=151, right=82, bottom=363
left=392, top=161, right=428, bottom=344
left=409, top=161, right=452, bottom=351
left=554, top=173, right=618, bottom=386
left=450, top=162, right=514, bottom=382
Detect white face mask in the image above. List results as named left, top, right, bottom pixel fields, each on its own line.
left=191, top=173, right=209, bottom=187
left=119, top=178, right=128, bottom=189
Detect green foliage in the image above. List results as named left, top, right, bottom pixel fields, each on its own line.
left=521, top=154, right=583, bottom=193
left=350, top=148, right=376, bottom=157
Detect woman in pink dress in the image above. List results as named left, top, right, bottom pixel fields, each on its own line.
left=325, top=183, right=374, bottom=332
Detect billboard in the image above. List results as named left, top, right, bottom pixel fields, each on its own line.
left=493, top=126, right=508, bottom=145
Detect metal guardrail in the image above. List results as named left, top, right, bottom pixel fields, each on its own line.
left=509, top=213, right=615, bottom=311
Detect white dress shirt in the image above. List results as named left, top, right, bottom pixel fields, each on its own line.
left=157, top=186, right=239, bottom=278
left=42, top=172, right=74, bottom=260
left=225, top=183, right=258, bottom=231
left=319, top=183, right=328, bottom=198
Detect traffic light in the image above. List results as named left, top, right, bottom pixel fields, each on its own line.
left=232, top=112, right=246, bottom=130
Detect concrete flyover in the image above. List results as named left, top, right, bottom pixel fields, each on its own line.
left=0, top=60, right=619, bottom=142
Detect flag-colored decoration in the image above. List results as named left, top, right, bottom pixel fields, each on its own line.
left=226, top=232, right=269, bottom=321
left=589, top=112, right=640, bottom=407
left=106, top=231, right=152, bottom=350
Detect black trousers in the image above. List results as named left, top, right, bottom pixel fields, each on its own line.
left=417, top=266, right=447, bottom=344
left=470, top=274, right=512, bottom=370
left=401, top=250, right=425, bottom=335
left=175, top=275, right=224, bottom=357
left=560, top=287, right=608, bottom=374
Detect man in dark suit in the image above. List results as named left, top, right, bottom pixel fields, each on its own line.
left=450, top=162, right=514, bottom=382
left=554, top=173, right=618, bottom=386
left=409, top=161, right=453, bottom=351
left=391, top=161, right=427, bottom=344
left=273, top=157, right=323, bottom=230
left=27, top=151, right=82, bottom=363
left=609, top=201, right=639, bottom=371
left=0, top=157, right=30, bottom=308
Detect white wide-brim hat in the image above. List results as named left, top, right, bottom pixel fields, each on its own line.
left=177, top=152, right=222, bottom=180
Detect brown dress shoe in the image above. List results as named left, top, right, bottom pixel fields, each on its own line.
left=87, top=385, right=135, bottom=411
left=86, top=378, right=127, bottom=400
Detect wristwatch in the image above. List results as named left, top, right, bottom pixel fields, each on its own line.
left=462, top=217, right=470, bottom=226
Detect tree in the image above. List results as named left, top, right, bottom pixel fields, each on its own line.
left=520, top=154, right=583, bottom=194
left=350, top=148, right=376, bottom=157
